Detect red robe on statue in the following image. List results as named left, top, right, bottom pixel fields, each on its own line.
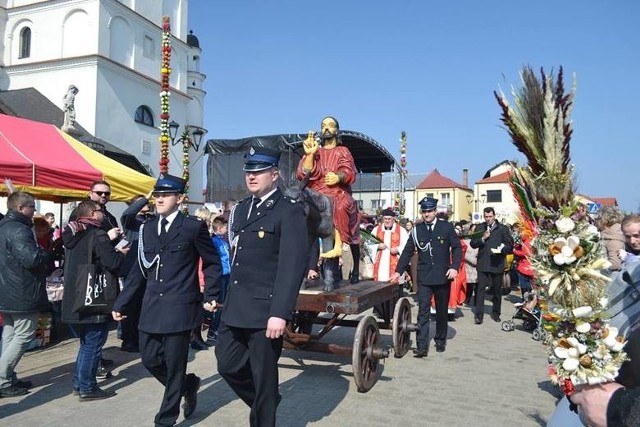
left=297, top=146, right=361, bottom=244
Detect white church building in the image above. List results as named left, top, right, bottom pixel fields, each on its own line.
left=0, top=0, right=206, bottom=202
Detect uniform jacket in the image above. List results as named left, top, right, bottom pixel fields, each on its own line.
left=0, top=210, right=53, bottom=313
left=217, top=188, right=307, bottom=328
left=61, top=225, right=125, bottom=324
left=114, top=212, right=222, bottom=334
left=395, top=219, right=462, bottom=286
left=470, top=221, right=514, bottom=274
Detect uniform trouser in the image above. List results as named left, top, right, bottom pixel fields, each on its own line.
left=475, top=271, right=503, bottom=318
left=139, top=330, right=191, bottom=426
left=216, top=324, right=283, bottom=427
left=0, top=312, right=38, bottom=389
left=416, top=284, right=450, bottom=350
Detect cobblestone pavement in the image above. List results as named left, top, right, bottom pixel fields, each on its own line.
left=0, top=294, right=560, bottom=426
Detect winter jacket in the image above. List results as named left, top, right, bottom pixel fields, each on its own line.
left=463, top=239, right=478, bottom=283
left=61, top=224, right=125, bottom=324
left=0, top=210, right=54, bottom=313
left=601, top=223, right=625, bottom=271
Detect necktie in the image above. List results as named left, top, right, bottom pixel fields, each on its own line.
left=426, top=222, right=433, bottom=233
left=247, top=197, right=261, bottom=219
left=159, top=218, right=169, bottom=242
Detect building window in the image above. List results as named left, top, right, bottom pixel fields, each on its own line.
left=19, top=27, right=31, bottom=59
left=426, top=193, right=434, bottom=199
left=357, top=200, right=364, bottom=210
left=486, top=189, right=502, bottom=203
left=143, top=35, right=155, bottom=59
left=441, top=192, right=450, bottom=207
left=371, top=199, right=383, bottom=210
left=134, top=105, right=154, bottom=127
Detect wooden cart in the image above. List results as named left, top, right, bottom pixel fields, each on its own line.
left=284, top=280, right=417, bottom=392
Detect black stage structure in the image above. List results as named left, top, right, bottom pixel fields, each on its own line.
left=205, top=131, right=398, bottom=203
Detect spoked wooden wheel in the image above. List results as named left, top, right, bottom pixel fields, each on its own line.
left=392, top=297, right=412, bottom=358
left=352, top=315, right=388, bottom=393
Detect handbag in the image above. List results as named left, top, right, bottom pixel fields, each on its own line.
left=71, top=231, right=118, bottom=315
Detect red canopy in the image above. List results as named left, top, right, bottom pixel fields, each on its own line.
left=0, top=114, right=154, bottom=201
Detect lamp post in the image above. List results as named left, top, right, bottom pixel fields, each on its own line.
left=168, top=121, right=207, bottom=152
left=167, top=121, right=208, bottom=209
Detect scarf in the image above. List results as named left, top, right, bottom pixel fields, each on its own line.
left=66, top=217, right=102, bottom=236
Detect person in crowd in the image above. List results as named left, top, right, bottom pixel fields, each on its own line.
left=464, top=223, right=479, bottom=306
left=390, top=197, right=461, bottom=357
left=405, top=220, right=414, bottom=233
left=44, top=212, right=61, bottom=240
left=221, top=199, right=238, bottom=223
left=61, top=200, right=128, bottom=401
left=470, top=207, right=514, bottom=324
left=206, top=216, right=231, bottom=345
left=33, top=216, right=60, bottom=273
left=70, top=181, right=121, bottom=235
left=512, top=221, right=535, bottom=299
left=446, top=223, right=467, bottom=312
left=371, top=208, right=409, bottom=282
left=190, top=206, right=213, bottom=351
left=549, top=213, right=640, bottom=427
left=112, top=174, right=222, bottom=426
left=206, top=146, right=307, bottom=427
left=571, top=201, right=594, bottom=224
left=297, top=116, right=361, bottom=284
left=117, top=192, right=154, bottom=353
left=0, top=192, right=57, bottom=397
left=597, top=205, right=626, bottom=271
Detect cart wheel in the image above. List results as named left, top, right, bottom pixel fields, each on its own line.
left=532, top=328, right=542, bottom=341
left=392, top=297, right=412, bottom=358
left=501, top=320, right=513, bottom=332
left=352, top=315, right=387, bottom=393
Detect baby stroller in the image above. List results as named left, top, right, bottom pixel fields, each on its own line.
left=501, top=291, right=544, bottom=341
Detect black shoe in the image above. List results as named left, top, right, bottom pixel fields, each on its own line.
left=474, top=316, right=483, bottom=325
left=100, top=358, right=114, bottom=367
left=182, top=374, right=201, bottom=418
left=435, top=343, right=446, bottom=353
left=349, top=272, right=359, bottom=284
left=491, top=314, right=501, bottom=322
left=120, top=343, right=140, bottom=353
left=190, top=339, right=209, bottom=351
left=205, top=331, right=218, bottom=346
left=96, top=365, right=112, bottom=380
left=0, top=385, right=28, bottom=397
left=412, top=348, right=428, bottom=358
left=78, top=387, right=116, bottom=401
left=14, top=379, right=32, bottom=389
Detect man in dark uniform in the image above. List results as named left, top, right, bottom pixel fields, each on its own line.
left=390, top=197, right=462, bottom=357
left=205, top=146, right=307, bottom=427
left=112, top=174, right=222, bottom=427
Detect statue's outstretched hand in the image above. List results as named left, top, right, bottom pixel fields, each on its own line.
left=325, top=172, right=340, bottom=186
left=303, top=131, right=319, bottom=155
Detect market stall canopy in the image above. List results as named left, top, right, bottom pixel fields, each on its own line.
left=0, top=114, right=154, bottom=201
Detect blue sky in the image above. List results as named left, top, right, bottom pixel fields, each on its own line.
left=188, top=0, right=639, bottom=212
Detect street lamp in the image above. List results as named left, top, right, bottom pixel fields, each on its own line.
left=168, top=121, right=208, bottom=151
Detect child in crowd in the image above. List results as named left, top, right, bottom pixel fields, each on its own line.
left=206, top=216, right=231, bottom=344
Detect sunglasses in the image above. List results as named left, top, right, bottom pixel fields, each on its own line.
left=92, top=190, right=111, bottom=197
